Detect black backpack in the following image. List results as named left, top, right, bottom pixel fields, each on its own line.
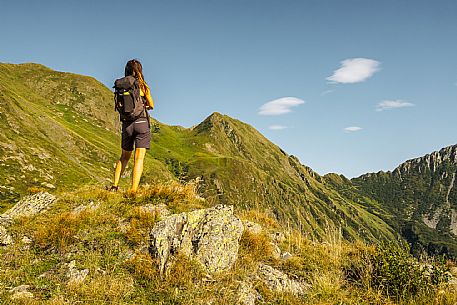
left=113, top=76, right=145, bottom=122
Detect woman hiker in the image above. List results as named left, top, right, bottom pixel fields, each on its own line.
left=110, top=59, right=154, bottom=193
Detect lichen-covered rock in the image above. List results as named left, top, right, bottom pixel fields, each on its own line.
left=66, top=260, right=89, bottom=285
left=257, top=263, right=310, bottom=296
left=2, top=192, right=56, bottom=219
left=149, top=205, right=244, bottom=274
left=9, top=285, right=34, bottom=300
left=242, top=220, right=262, bottom=235
left=237, top=281, right=261, bottom=305
left=0, top=225, right=13, bottom=246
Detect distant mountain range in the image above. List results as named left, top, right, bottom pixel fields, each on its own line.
left=353, top=144, right=457, bottom=256
left=0, top=63, right=455, bottom=257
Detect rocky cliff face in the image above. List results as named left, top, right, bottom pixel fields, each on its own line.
left=353, top=144, right=457, bottom=257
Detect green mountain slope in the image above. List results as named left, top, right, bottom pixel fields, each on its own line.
left=353, top=145, right=457, bottom=257
left=0, top=63, right=395, bottom=243
left=0, top=63, right=171, bottom=207
left=149, top=113, right=396, bottom=242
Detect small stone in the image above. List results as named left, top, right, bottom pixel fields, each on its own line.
left=73, top=200, right=99, bottom=214
left=9, top=285, right=33, bottom=300
left=242, top=220, right=262, bottom=235
left=0, top=215, right=12, bottom=227
left=40, top=182, right=56, bottom=189
left=269, top=232, right=286, bottom=243
left=66, top=260, right=89, bottom=285
left=0, top=225, right=13, bottom=246
left=237, top=281, right=261, bottom=305
left=270, top=242, right=281, bottom=260
left=21, top=236, right=32, bottom=244
left=280, top=251, right=292, bottom=260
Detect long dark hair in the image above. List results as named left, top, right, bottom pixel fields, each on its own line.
left=125, top=59, right=148, bottom=95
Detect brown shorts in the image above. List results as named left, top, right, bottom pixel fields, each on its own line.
left=121, top=119, right=150, bottom=151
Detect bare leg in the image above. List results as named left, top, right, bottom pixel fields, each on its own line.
left=130, top=148, right=146, bottom=193
left=113, top=149, right=132, bottom=187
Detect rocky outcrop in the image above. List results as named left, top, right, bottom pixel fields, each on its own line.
left=0, top=192, right=56, bottom=246
left=394, top=144, right=457, bottom=175
left=0, top=224, right=13, bottom=246
left=257, top=263, right=310, bottom=296
left=1, top=192, right=56, bottom=221
left=149, top=205, right=244, bottom=274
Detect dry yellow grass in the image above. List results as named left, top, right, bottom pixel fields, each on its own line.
left=239, top=209, right=281, bottom=230
left=34, top=210, right=92, bottom=251
left=1, top=183, right=456, bottom=304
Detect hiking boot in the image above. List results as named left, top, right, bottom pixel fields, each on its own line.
left=107, top=185, right=119, bottom=192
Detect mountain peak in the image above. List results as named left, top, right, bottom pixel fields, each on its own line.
left=193, top=112, right=236, bottom=134
left=394, top=144, right=457, bottom=175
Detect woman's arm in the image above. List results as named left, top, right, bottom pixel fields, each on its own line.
left=142, top=85, right=154, bottom=110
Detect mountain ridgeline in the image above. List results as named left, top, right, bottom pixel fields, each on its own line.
left=353, top=145, right=457, bottom=256
left=1, top=63, right=456, bottom=257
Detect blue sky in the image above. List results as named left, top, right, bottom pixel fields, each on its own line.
left=1, top=0, right=456, bottom=177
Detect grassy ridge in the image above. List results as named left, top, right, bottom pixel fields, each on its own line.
left=0, top=184, right=454, bottom=304
left=0, top=63, right=171, bottom=210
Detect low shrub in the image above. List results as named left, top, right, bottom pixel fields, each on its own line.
left=344, top=241, right=451, bottom=300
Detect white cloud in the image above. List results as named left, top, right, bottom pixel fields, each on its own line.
left=376, top=99, right=415, bottom=111
left=258, top=97, right=305, bottom=116
left=344, top=126, right=362, bottom=132
left=327, top=58, right=380, bottom=84
left=269, top=125, right=288, bottom=130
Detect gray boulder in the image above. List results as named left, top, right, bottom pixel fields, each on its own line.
left=150, top=205, right=244, bottom=274
left=0, top=193, right=56, bottom=246
left=257, top=263, right=310, bottom=296
left=2, top=192, right=56, bottom=219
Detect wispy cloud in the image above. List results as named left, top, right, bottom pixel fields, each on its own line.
left=344, top=126, right=362, bottom=133
left=376, top=99, right=415, bottom=111
left=258, top=97, right=305, bottom=116
left=269, top=125, right=288, bottom=130
left=327, top=58, right=380, bottom=84
left=320, top=89, right=334, bottom=96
